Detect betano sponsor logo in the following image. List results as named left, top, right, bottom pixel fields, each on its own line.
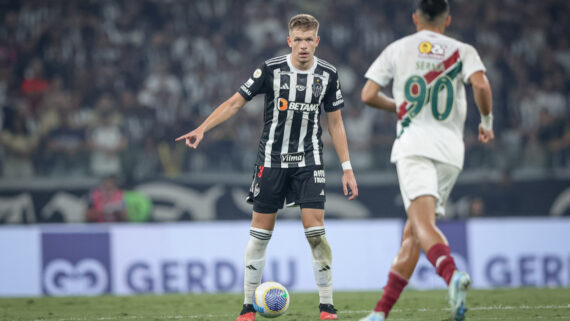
left=278, top=98, right=319, bottom=112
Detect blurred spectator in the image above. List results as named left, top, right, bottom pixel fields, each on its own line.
left=137, top=61, right=182, bottom=126
left=468, top=197, right=486, bottom=218
left=85, top=175, right=126, bottom=223
left=0, top=0, right=568, bottom=177
left=0, top=103, right=38, bottom=178
left=537, top=108, right=570, bottom=167
left=44, top=109, right=87, bottom=176
left=123, top=189, right=153, bottom=222
left=88, top=101, right=127, bottom=177
left=20, top=59, right=49, bottom=116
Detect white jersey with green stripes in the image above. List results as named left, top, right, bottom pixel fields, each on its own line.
left=365, top=29, right=486, bottom=169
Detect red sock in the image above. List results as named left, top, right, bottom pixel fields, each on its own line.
left=427, top=243, right=456, bottom=285
left=374, top=271, right=408, bottom=317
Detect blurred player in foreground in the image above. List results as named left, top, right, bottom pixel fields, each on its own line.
left=176, top=14, right=358, bottom=321
left=359, top=0, right=493, bottom=320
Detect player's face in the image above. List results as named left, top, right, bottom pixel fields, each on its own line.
left=287, top=28, right=320, bottom=69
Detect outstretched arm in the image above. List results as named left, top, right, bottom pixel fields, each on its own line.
left=175, top=92, right=247, bottom=148
left=361, top=80, right=397, bottom=113
left=469, top=71, right=494, bottom=144
left=326, top=109, right=358, bottom=200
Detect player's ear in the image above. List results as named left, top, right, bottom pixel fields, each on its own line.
left=445, top=15, right=451, bottom=27
left=412, top=12, right=419, bottom=26
left=315, top=36, right=320, bottom=47
left=287, top=36, right=292, bottom=48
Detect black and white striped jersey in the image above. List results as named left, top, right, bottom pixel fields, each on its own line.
left=238, top=54, right=345, bottom=168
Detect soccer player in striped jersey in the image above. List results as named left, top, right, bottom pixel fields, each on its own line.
left=176, top=14, right=358, bottom=321
left=359, top=1, right=494, bottom=320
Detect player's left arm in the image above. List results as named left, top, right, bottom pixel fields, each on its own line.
left=469, top=71, right=494, bottom=144
left=361, top=80, right=397, bottom=113
left=326, top=109, right=358, bottom=200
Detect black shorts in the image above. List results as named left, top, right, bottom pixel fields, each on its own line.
left=246, top=165, right=326, bottom=213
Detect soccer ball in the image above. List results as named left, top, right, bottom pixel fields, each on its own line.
left=252, top=281, right=290, bottom=318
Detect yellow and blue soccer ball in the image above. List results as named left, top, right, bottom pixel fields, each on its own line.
left=253, top=281, right=290, bottom=318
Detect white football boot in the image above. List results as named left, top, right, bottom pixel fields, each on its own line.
left=448, top=270, right=471, bottom=321
left=358, top=311, right=385, bottom=321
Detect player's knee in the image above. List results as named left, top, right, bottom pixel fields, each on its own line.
left=305, top=226, right=326, bottom=249
left=308, top=235, right=333, bottom=263
left=307, top=234, right=323, bottom=248
left=245, top=228, right=272, bottom=259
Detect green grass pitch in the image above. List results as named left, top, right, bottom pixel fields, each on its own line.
left=1, top=288, right=569, bottom=320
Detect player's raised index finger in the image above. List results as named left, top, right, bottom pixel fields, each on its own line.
left=175, top=135, right=187, bottom=141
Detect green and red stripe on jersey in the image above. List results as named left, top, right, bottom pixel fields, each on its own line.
left=397, top=49, right=462, bottom=120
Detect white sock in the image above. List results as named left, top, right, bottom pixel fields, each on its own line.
left=243, top=227, right=272, bottom=304
left=305, top=226, right=333, bottom=305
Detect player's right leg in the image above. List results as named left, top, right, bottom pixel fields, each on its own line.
left=400, top=157, right=470, bottom=320
left=237, top=211, right=277, bottom=321
left=239, top=166, right=286, bottom=321
left=359, top=220, right=420, bottom=321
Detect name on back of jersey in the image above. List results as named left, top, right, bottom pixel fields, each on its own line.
left=416, top=61, right=445, bottom=72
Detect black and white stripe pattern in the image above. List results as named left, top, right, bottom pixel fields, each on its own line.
left=305, top=226, right=326, bottom=238
left=250, top=227, right=272, bottom=240
left=239, top=54, right=343, bottom=168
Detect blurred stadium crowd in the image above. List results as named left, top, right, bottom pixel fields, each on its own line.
left=0, top=0, right=569, bottom=184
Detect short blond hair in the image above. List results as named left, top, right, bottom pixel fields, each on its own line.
left=288, top=14, right=319, bottom=34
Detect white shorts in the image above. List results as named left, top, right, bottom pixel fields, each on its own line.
left=396, top=156, right=461, bottom=217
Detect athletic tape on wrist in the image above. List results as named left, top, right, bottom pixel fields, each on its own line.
left=341, top=161, right=352, bottom=171
left=480, top=113, right=493, bottom=131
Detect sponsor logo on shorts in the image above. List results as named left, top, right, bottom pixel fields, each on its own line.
left=313, top=169, right=326, bottom=183
left=281, top=152, right=304, bottom=163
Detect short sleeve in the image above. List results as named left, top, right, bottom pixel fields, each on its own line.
left=461, top=44, right=486, bottom=84
left=364, top=43, right=396, bottom=87
left=322, top=71, right=344, bottom=112
left=238, top=63, right=270, bottom=100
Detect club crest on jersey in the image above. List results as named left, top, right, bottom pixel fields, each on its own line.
left=312, top=78, right=323, bottom=97
left=418, top=41, right=446, bottom=58
left=253, top=68, right=262, bottom=78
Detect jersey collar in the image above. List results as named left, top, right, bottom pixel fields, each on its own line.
left=286, top=54, right=318, bottom=74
